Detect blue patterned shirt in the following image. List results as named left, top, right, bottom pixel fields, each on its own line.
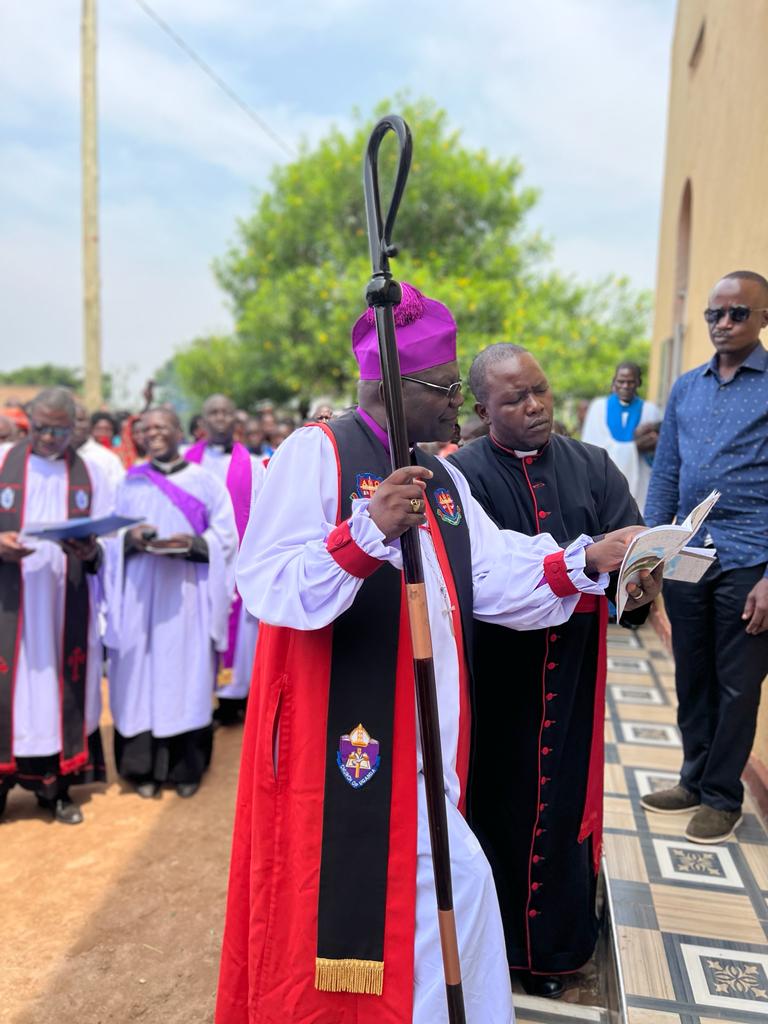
left=644, top=341, right=768, bottom=577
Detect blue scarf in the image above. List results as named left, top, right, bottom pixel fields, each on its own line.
left=606, top=393, right=643, bottom=442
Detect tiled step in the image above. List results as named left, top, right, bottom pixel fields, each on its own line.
left=515, top=994, right=606, bottom=1022
left=602, top=624, right=768, bottom=1023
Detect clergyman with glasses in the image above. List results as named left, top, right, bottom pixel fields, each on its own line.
left=0, top=388, right=113, bottom=825
left=641, top=270, right=768, bottom=844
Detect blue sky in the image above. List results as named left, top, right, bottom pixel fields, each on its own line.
left=1, top=0, right=677, bottom=402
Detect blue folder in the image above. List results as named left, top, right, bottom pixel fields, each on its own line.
left=21, top=514, right=144, bottom=542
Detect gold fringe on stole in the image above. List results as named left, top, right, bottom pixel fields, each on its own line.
left=314, top=957, right=384, bottom=995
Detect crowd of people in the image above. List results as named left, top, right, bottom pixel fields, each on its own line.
left=1, top=268, right=766, bottom=1023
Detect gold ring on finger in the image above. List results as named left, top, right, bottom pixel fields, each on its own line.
left=410, top=497, right=423, bottom=514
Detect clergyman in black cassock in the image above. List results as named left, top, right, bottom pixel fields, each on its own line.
left=449, top=344, right=658, bottom=995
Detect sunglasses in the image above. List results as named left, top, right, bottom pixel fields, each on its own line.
left=30, top=422, right=71, bottom=438
left=401, top=375, right=463, bottom=400
left=703, top=305, right=768, bottom=325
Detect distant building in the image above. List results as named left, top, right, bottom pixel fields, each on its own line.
left=0, top=385, right=41, bottom=408
left=651, top=0, right=768, bottom=802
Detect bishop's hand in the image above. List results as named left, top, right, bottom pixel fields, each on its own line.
left=368, top=466, right=433, bottom=543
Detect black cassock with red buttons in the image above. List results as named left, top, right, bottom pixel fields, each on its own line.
left=449, top=432, right=647, bottom=975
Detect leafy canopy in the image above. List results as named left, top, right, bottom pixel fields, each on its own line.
left=0, top=364, right=112, bottom=401
left=172, top=97, right=650, bottom=417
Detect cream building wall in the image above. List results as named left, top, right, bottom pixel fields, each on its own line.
left=651, top=0, right=768, bottom=778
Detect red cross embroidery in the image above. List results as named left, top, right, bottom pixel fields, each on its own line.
left=67, top=647, right=86, bottom=683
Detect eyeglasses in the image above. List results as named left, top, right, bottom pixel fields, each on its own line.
left=703, top=305, right=768, bottom=324
left=401, top=376, right=463, bottom=400
left=30, top=422, right=71, bottom=438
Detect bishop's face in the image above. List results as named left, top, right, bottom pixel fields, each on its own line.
left=402, top=360, right=465, bottom=444
left=476, top=354, right=554, bottom=452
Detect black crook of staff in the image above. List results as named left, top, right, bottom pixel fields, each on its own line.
left=362, top=114, right=467, bottom=1024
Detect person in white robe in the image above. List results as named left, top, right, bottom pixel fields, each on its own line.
left=581, top=361, right=662, bottom=509
left=0, top=388, right=112, bottom=825
left=105, top=408, right=238, bottom=799
left=186, top=394, right=265, bottom=726
left=72, top=401, right=125, bottom=494
left=218, top=283, right=644, bottom=1024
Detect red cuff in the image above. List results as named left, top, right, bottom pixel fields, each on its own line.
left=326, top=520, right=382, bottom=579
left=543, top=550, right=579, bottom=598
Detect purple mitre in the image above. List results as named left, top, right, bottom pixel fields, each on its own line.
left=351, top=281, right=457, bottom=380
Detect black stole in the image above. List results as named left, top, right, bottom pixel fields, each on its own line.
left=315, top=411, right=472, bottom=994
left=0, top=442, right=92, bottom=775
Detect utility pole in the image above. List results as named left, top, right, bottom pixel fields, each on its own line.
left=81, top=0, right=102, bottom=408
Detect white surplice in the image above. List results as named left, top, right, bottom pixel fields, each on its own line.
left=193, top=445, right=265, bottom=699
left=79, top=437, right=126, bottom=493
left=105, top=463, right=238, bottom=739
left=581, top=395, right=662, bottom=509
left=236, top=426, right=608, bottom=1024
left=0, top=444, right=112, bottom=757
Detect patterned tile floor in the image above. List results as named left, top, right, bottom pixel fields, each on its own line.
left=603, top=623, right=768, bottom=1024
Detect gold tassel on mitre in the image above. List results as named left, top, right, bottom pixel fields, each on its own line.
left=314, top=957, right=384, bottom=996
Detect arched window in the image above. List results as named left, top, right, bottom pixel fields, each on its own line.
left=661, top=179, right=692, bottom=402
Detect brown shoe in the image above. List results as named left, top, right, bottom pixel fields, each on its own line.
left=640, top=785, right=700, bottom=814
left=686, top=805, right=742, bottom=844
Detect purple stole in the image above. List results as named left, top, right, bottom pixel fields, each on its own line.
left=184, top=442, right=252, bottom=678
left=127, top=463, right=209, bottom=534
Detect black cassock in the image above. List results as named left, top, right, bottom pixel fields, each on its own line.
left=449, top=433, right=646, bottom=974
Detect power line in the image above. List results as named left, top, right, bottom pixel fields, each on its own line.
left=132, top=0, right=296, bottom=158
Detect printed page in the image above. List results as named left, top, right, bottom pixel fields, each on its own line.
left=680, top=489, right=721, bottom=535
left=615, top=492, right=719, bottom=618
left=662, top=547, right=717, bottom=584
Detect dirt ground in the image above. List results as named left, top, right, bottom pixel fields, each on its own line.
left=1, top=697, right=242, bottom=1024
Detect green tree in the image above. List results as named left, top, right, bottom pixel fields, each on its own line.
left=172, top=97, right=649, bottom=413
left=0, top=364, right=112, bottom=401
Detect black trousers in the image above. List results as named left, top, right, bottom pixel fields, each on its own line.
left=665, top=561, right=768, bottom=811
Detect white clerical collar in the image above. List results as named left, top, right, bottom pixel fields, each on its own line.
left=514, top=449, right=539, bottom=458
left=151, top=456, right=185, bottom=474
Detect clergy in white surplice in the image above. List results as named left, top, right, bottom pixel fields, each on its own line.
left=105, top=408, right=238, bottom=799
left=185, top=394, right=265, bottom=727
left=0, top=388, right=112, bottom=825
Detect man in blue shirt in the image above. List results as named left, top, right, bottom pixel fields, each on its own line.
left=642, top=270, right=768, bottom=844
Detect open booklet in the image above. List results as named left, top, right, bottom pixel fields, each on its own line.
left=615, top=490, right=720, bottom=619
left=21, top=514, right=144, bottom=543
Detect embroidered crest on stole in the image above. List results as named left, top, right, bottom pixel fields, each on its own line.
left=434, top=487, right=463, bottom=526
left=337, top=723, right=381, bottom=788
left=350, top=473, right=383, bottom=501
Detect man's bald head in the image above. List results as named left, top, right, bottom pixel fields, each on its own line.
left=721, top=270, right=768, bottom=302
left=202, top=394, right=236, bottom=445
left=469, top=343, right=529, bottom=405
left=471, top=344, right=554, bottom=452
left=202, top=393, right=235, bottom=416
left=707, top=270, right=768, bottom=362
